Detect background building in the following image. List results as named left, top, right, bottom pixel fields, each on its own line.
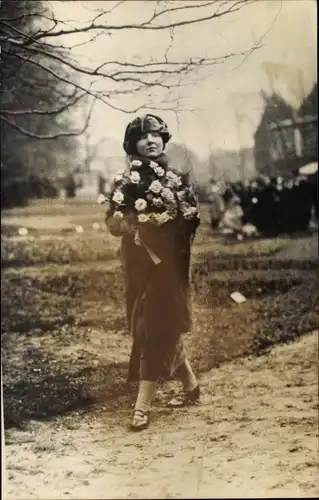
left=254, top=84, right=318, bottom=177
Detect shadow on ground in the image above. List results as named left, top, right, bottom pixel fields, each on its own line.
left=2, top=233, right=318, bottom=429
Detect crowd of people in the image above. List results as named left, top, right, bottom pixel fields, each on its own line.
left=208, top=170, right=318, bottom=236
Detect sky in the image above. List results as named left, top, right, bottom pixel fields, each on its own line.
left=52, top=0, right=317, bottom=161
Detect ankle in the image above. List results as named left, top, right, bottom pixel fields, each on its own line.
left=182, top=380, right=198, bottom=393
left=134, top=380, right=157, bottom=413
left=134, top=402, right=151, bottom=413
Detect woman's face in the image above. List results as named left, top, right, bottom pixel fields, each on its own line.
left=136, top=131, right=164, bottom=158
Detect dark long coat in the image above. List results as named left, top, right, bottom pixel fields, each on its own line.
left=108, top=212, right=199, bottom=382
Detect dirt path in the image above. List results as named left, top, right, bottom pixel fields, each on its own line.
left=4, top=331, right=318, bottom=499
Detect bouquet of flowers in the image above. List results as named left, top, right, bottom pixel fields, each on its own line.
left=99, top=157, right=200, bottom=227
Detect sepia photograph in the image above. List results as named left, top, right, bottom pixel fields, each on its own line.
left=1, top=0, right=318, bottom=498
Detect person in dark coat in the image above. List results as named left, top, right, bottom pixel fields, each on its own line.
left=105, top=114, right=200, bottom=431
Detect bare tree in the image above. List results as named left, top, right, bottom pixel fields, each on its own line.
left=1, top=0, right=266, bottom=207
left=1, top=0, right=260, bottom=139
left=0, top=0, right=95, bottom=140
left=0, top=0, right=91, bottom=206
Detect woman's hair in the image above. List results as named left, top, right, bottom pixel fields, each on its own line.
left=123, top=114, right=171, bottom=155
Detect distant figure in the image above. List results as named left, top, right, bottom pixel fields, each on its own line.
left=64, top=173, right=76, bottom=198
left=221, top=194, right=244, bottom=237
left=98, top=174, right=106, bottom=195
left=208, top=180, right=225, bottom=229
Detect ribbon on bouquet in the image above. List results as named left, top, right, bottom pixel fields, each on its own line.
left=134, top=229, right=161, bottom=265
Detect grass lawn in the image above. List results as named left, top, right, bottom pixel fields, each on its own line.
left=2, top=199, right=318, bottom=428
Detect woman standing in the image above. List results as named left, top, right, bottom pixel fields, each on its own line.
left=105, top=114, right=200, bottom=431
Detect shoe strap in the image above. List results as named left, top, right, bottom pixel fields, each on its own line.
left=133, top=408, right=149, bottom=417
left=168, top=393, right=187, bottom=405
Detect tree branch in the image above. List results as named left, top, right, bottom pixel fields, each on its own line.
left=1, top=46, right=109, bottom=102
left=1, top=97, right=97, bottom=139
left=0, top=7, right=48, bottom=24
left=1, top=91, right=87, bottom=116
left=3, top=34, right=245, bottom=88
left=30, top=0, right=256, bottom=40
left=0, top=0, right=261, bottom=139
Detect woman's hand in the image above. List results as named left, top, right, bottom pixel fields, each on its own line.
left=106, top=212, right=137, bottom=237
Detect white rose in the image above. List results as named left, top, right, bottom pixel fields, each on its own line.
left=180, top=201, right=189, bottom=211
left=166, top=171, right=175, bottom=181
left=113, top=211, right=124, bottom=219
left=112, top=191, right=124, bottom=204
left=135, top=198, right=147, bottom=212
left=166, top=171, right=182, bottom=187
left=97, top=193, right=107, bottom=204
left=152, top=197, right=164, bottom=208
left=176, top=190, right=186, bottom=201
left=182, top=206, right=198, bottom=220
left=149, top=180, right=162, bottom=194
left=138, top=213, right=150, bottom=223
left=154, top=166, right=165, bottom=177
left=150, top=213, right=161, bottom=225
left=151, top=211, right=172, bottom=226
left=160, top=212, right=173, bottom=224
left=149, top=161, right=158, bottom=168
left=161, top=187, right=175, bottom=202
left=130, top=171, right=141, bottom=184
left=131, top=160, right=142, bottom=168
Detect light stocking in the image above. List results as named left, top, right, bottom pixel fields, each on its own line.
left=134, top=380, right=157, bottom=412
